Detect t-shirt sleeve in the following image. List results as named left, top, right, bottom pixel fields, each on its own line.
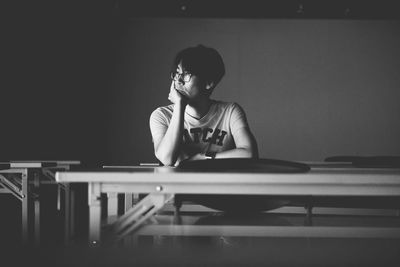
left=229, top=102, right=250, bottom=134
left=149, top=107, right=188, bottom=166
left=149, top=108, right=169, bottom=145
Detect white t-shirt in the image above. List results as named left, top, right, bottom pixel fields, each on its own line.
left=149, top=100, right=249, bottom=165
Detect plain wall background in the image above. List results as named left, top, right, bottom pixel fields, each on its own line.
left=106, top=18, right=400, bottom=164
left=2, top=13, right=400, bottom=166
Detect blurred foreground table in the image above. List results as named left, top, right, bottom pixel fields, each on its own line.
left=55, top=162, right=400, bottom=247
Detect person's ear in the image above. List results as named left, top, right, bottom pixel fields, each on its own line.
left=205, top=81, right=215, bottom=91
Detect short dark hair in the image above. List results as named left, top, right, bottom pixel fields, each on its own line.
left=172, top=45, right=225, bottom=87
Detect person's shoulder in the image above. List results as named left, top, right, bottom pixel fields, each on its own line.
left=212, top=100, right=242, bottom=111
left=150, top=104, right=174, bottom=120
left=152, top=104, right=174, bottom=114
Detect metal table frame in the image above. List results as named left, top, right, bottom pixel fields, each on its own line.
left=0, top=160, right=80, bottom=245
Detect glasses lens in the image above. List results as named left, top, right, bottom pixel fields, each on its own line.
left=183, top=73, right=191, bottom=82
left=171, top=71, right=191, bottom=82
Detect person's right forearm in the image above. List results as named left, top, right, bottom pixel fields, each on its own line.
left=155, top=102, right=186, bottom=166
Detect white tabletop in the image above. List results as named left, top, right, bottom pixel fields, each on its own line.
left=55, top=165, right=400, bottom=196
left=0, top=160, right=80, bottom=168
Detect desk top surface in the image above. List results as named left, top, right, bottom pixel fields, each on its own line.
left=55, top=163, right=400, bottom=183
left=55, top=162, right=400, bottom=196
left=0, top=160, right=81, bottom=168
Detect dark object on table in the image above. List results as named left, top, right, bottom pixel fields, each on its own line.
left=177, top=158, right=310, bottom=173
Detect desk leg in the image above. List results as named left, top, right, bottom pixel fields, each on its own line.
left=122, top=194, right=134, bottom=246
left=57, top=185, right=61, bottom=211
left=304, top=197, right=313, bottom=226
left=70, top=187, right=75, bottom=242
left=305, top=205, right=313, bottom=226
left=107, top=193, right=118, bottom=221
left=124, top=193, right=133, bottom=213
left=21, top=170, right=29, bottom=245
left=33, top=171, right=40, bottom=247
left=88, top=183, right=101, bottom=246
left=64, top=184, right=73, bottom=245
left=66, top=184, right=76, bottom=244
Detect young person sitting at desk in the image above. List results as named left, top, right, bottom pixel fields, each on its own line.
left=149, top=44, right=258, bottom=167
left=149, top=45, right=288, bottom=212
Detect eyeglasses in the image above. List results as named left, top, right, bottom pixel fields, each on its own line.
left=171, top=71, right=192, bottom=83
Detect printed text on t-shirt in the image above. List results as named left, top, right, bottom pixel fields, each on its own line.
left=183, top=128, right=227, bottom=146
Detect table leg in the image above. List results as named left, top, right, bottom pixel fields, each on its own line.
left=107, top=192, right=118, bottom=220
left=64, top=184, right=71, bottom=245
left=124, top=193, right=133, bottom=213
left=57, top=185, right=61, bottom=211
left=305, top=197, right=313, bottom=226
left=33, top=171, right=40, bottom=246
left=21, top=170, right=29, bottom=245
left=70, top=187, right=75, bottom=242
left=122, top=193, right=135, bottom=246
left=88, top=183, right=101, bottom=246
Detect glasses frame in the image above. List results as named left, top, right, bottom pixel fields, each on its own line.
left=170, top=71, right=192, bottom=83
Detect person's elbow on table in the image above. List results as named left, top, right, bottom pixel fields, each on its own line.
left=155, top=153, right=176, bottom=166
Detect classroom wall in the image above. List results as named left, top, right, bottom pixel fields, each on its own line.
left=106, top=18, right=400, bottom=164
left=2, top=12, right=400, bottom=166
left=1, top=3, right=112, bottom=167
